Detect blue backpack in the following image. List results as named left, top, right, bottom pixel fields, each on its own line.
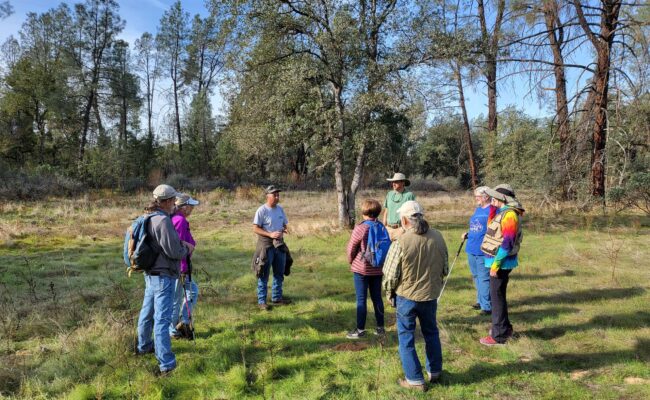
left=362, top=220, right=391, bottom=268
left=123, top=211, right=164, bottom=276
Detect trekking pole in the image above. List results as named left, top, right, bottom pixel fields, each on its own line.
left=437, top=237, right=466, bottom=304
left=181, top=256, right=196, bottom=343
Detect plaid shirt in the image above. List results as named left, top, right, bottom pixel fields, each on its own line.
left=382, top=240, right=403, bottom=294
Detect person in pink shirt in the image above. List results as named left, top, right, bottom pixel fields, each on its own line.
left=169, top=193, right=199, bottom=339
left=345, top=199, right=385, bottom=339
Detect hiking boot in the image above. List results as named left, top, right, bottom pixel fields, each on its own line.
left=258, top=303, right=269, bottom=311
left=134, top=347, right=154, bottom=356
left=271, top=298, right=292, bottom=305
left=397, top=378, right=426, bottom=392
left=175, top=322, right=194, bottom=339
left=471, top=303, right=481, bottom=310
left=156, top=366, right=176, bottom=377
left=375, top=327, right=386, bottom=336
left=427, top=371, right=441, bottom=383
left=479, top=336, right=505, bottom=346
left=346, top=328, right=366, bottom=339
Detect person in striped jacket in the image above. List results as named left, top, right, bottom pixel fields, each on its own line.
left=345, top=199, right=386, bottom=339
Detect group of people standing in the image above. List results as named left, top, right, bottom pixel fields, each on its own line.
left=344, top=174, right=524, bottom=391
left=133, top=175, right=524, bottom=391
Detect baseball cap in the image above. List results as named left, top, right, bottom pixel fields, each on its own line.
left=396, top=200, right=423, bottom=218
left=265, top=185, right=282, bottom=194
left=175, top=193, right=200, bottom=207
left=153, top=184, right=179, bottom=200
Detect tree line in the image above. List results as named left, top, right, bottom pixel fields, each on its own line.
left=0, top=0, right=649, bottom=226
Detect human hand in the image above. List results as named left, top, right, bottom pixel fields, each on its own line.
left=461, top=232, right=468, bottom=240
left=386, top=292, right=395, bottom=307
left=270, top=231, right=283, bottom=239
left=489, top=269, right=498, bottom=277
left=183, top=241, right=195, bottom=253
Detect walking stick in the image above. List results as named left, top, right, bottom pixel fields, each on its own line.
left=437, top=237, right=466, bottom=304
left=180, top=256, right=196, bottom=342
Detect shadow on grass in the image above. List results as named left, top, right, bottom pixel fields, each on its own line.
left=443, top=338, right=650, bottom=386
left=442, top=306, right=580, bottom=326
left=520, top=311, right=650, bottom=340
left=513, top=270, right=576, bottom=280
left=511, top=287, right=646, bottom=307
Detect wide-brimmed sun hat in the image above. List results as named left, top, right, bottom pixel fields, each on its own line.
left=396, top=200, right=423, bottom=218
left=153, top=184, right=179, bottom=200
left=386, top=172, right=410, bottom=186
left=175, top=193, right=200, bottom=207
left=484, top=184, right=517, bottom=204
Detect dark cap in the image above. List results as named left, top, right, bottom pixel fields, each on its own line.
left=265, top=185, right=282, bottom=194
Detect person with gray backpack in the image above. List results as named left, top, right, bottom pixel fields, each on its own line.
left=134, top=184, right=194, bottom=376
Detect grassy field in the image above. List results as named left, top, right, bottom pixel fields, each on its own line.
left=0, top=189, right=649, bottom=399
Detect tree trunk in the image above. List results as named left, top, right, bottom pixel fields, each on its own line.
left=332, top=83, right=354, bottom=228
left=573, top=0, right=621, bottom=199
left=173, top=75, right=183, bottom=153
left=78, top=90, right=94, bottom=166
left=543, top=0, right=572, bottom=199
left=453, top=61, right=479, bottom=188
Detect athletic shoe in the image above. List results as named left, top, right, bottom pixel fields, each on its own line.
left=397, top=378, right=426, bottom=392
left=427, top=371, right=441, bottom=383
left=489, top=327, right=514, bottom=338
left=346, top=328, right=366, bottom=339
left=271, top=298, right=292, bottom=305
left=375, top=327, right=386, bottom=336
left=258, top=303, right=269, bottom=311
left=479, top=336, right=505, bottom=346
left=472, top=303, right=481, bottom=310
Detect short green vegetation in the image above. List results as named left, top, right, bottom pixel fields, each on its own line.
left=0, top=191, right=648, bottom=399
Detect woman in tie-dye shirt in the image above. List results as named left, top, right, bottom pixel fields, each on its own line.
left=479, top=184, right=525, bottom=346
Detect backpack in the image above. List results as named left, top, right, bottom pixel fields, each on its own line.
left=123, top=211, right=164, bottom=276
left=362, top=220, right=391, bottom=268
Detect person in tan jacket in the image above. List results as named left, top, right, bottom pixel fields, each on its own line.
left=382, top=200, right=448, bottom=392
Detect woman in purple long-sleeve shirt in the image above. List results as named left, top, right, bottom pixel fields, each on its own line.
left=169, top=193, right=200, bottom=339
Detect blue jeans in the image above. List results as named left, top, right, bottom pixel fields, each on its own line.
left=257, top=247, right=286, bottom=304
left=467, top=254, right=491, bottom=311
left=169, top=276, right=199, bottom=336
left=353, top=273, right=384, bottom=330
left=137, top=274, right=176, bottom=372
left=396, top=296, right=442, bottom=385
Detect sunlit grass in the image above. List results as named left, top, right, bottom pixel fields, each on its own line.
left=0, top=190, right=648, bottom=399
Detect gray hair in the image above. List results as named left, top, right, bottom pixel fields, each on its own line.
left=405, top=214, right=429, bottom=235
left=474, top=186, right=490, bottom=197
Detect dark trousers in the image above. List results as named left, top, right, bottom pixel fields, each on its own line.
left=353, top=273, right=384, bottom=329
left=490, top=269, right=513, bottom=343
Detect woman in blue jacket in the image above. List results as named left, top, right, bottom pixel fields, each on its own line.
left=462, top=187, right=496, bottom=315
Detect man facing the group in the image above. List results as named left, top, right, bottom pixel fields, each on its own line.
left=252, top=185, right=292, bottom=310
left=383, top=173, right=416, bottom=241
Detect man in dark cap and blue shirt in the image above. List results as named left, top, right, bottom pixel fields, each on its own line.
left=252, top=185, right=292, bottom=310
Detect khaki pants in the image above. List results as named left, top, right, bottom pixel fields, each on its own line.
left=387, top=226, right=405, bottom=241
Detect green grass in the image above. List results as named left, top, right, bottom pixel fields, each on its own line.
left=0, top=191, right=649, bottom=399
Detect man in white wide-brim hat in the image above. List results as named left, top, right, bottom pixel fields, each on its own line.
left=478, top=184, right=525, bottom=346
left=382, top=173, right=416, bottom=241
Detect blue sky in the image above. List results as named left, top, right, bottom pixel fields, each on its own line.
left=0, top=0, right=559, bottom=124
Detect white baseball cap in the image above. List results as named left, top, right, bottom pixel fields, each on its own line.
left=396, top=200, right=423, bottom=218
left=175, top=193, right=200, bottom=207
